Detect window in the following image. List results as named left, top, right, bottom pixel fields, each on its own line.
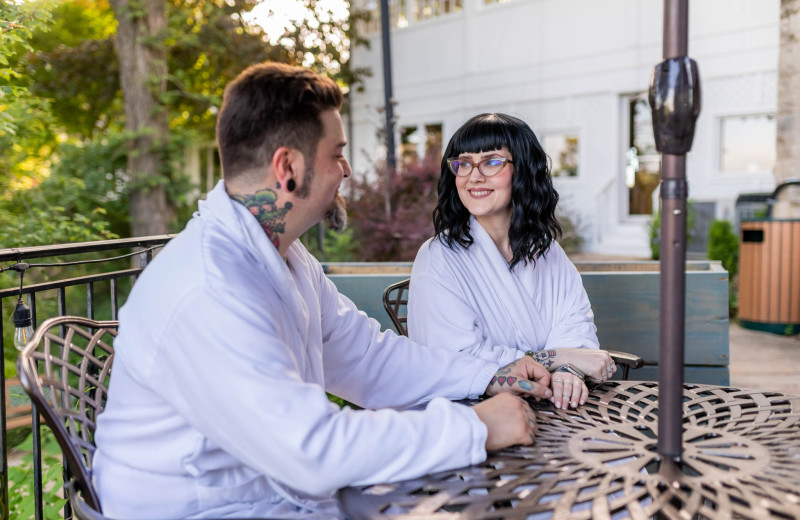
left=720, top=114, right=776, bottom=173
left=400, top=126, right=421, bottom=166
left=414, top=0, right=462, bottom=20
left=424, top=124, right=443, bottom=164
left=354, top=0, right=462, bottom=33
left=626, top=95, right=661, bottom=216
left=399, top=123, right=442, bottom=167
left=543, top=134, right=579, bottom=177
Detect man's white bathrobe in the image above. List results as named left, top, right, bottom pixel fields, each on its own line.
left=408, top=217, right=599, bottom=367
left=93, top=182, right=497, bottom=519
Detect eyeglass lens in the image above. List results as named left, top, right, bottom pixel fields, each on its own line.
left=449, top=158, right=508, bottom=176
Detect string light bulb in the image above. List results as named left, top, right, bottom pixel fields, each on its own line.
left=7, top=262, right=32, bottom=351
left=12, top=297, right=33, bottom=351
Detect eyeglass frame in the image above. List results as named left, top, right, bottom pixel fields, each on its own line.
left=445, top=157, right=514, bottom=177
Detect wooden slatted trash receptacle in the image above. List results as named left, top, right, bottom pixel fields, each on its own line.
left=739, top=180, right=800, bottom=335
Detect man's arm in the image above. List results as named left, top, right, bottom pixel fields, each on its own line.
left=145, top=287, right=493, bottom=497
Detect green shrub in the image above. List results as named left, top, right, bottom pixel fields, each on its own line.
left=707, top=219, right=739, bottom=315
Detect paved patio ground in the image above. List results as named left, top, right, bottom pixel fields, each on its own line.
left=729, top=321, right=800, bottom=395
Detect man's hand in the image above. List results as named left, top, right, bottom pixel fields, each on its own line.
left=472, top=393, right=538, bottom=450
left=485, top=357, right=553, bottom=400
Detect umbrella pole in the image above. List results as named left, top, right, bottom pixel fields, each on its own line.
left=652, top=0, right=701, bottom=459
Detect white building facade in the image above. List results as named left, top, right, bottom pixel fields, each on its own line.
left=347, top=0, right=780, bottom=256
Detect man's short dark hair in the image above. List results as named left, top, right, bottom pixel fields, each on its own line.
left=216, top=62, right=343, bottom=183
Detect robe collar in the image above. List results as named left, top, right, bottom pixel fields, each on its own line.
left=468, top=216, right=548, bottom=350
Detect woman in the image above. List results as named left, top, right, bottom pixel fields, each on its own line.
left=408, top=113, right=616, bottom=410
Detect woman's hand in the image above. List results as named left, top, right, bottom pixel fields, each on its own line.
left=549, top=372, right=588, bottom=409
left=532, top=348, right=616, bottom=383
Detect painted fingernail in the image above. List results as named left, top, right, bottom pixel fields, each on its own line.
left=571, top=401, right=577, bottom=407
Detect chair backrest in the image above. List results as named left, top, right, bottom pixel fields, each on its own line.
left=17, top=316, right=118, bottom=513
left=382, top=278, right=411, bottom=336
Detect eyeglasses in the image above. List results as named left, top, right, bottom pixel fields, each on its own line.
left=446, top=157, right=513, bottom=177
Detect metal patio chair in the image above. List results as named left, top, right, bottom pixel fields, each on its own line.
left=17, top=316, right=117, bottom=517
left=16, top=316, right=265, bottom=520
left=382, top=278, right=644, bottom=379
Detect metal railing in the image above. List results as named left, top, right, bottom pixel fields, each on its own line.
left=0, top=236, right=174, bottom=520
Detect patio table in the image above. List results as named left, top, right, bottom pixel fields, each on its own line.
left=337, top=381, right=800, bottom=519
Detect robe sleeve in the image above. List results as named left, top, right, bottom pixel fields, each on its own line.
left=142, top=285, right=491, bottom=499
left=406, top=240, right=523, bottom=366
left=541, top=242, right=600, bottom=350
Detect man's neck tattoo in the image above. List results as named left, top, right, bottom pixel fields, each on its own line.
left=230, top=188, right=293, bottom=249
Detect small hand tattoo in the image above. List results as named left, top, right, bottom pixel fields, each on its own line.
left=529, top=349, right=557, bottom=369
left=518, top=380, right=534, bottom=391
left=231, top=188, right=292, bottom=249
left=490, top=376, right=519, bottom=387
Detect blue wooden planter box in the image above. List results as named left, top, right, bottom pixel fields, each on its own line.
left=324, top=261, right=730, bottom=385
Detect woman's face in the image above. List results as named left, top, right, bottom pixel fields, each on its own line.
left=453, top=147, right=514, bottom=225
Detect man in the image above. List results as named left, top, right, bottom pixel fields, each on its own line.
left=93, top=62, right=552, bottom=519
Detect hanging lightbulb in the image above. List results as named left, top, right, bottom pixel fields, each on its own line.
left=12, top=297, right=34, bottom=351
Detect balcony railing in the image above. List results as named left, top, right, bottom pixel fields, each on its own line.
left=0, top=236, right=174, bottom=520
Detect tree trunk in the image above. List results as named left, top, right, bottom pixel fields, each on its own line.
left=110, top=0, right=174, bottom=236
left=773, top=0, right=800, bottom=217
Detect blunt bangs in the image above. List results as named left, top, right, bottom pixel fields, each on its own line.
left=447, top=114, right=519, bottom=156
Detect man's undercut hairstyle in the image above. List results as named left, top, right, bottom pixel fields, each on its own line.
left=216, top=62, right=343, bottom=184
left=433, top=113, right=562, bottom=269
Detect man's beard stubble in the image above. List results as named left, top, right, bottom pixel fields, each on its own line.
left=297, top=161, right=347, bottom=233
left=325, top=192, right=348, bottom=232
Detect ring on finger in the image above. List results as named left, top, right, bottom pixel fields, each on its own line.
left=553, top=378, right=563, bottom=383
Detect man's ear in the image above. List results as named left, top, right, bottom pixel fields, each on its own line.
left=271, top=147, right=304, bottom=192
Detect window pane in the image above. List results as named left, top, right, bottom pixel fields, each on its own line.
left=424, top=124, right=443, bottom=164
left=400, top=126, right=420, bottom=166
left=543, top=134, right=579, bottom=177
left=627, top=97, right=661, bottom=215
left=721, top=114, right=776, bottom=173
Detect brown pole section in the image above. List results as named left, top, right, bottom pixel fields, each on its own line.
left=658, top=0, right=689, bottom=458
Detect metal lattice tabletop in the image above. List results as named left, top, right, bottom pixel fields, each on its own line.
left=338, top=381, right=800, bottom=519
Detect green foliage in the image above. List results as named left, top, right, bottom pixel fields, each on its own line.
left=302, top=225, right=360, bottom=262
left=707, top=220, right=739, bottom=277
left=707, top=219, right=739, bottom=315
left=0, top=134, right=128, bottom=246
left=0, top=0, right=56, bottom=181
left=8, top=427, right=67, bottom=520
left=648, top=201, right=697, bottom=260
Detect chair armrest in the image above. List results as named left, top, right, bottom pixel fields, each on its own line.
left=607, top=350, right=644, bottom=370
left=607, top=350, right=644, bottom=380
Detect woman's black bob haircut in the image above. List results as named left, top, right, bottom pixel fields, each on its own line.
left=432, top=113, right=562, bottom=269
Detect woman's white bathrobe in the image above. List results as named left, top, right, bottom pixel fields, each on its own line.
left=93, top=182, right=497, bottom=519
left=408, top=217, right=599, bottom=367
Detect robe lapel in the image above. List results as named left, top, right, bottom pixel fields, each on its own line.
left=468, top=218, right=549, bottom=351
left=203, top=182, right=313, bottom=375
